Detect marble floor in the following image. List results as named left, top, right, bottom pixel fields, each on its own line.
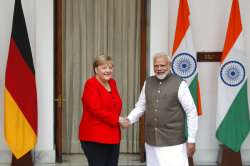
left=52, top=154, right=146, bottom=166
left=1, top=154, right=248, bottom=166
left=0, top=154, right=146, bottom=166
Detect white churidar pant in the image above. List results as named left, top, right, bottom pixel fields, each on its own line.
left=145, top=143, right=188, bottom=166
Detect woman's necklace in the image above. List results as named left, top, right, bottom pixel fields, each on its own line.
left=103, top=82, right=111, bottom=91
left=96, top=76, right=111, bottom=91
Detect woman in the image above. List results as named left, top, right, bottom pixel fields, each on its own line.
left=79, top=55, right=122, bottom=166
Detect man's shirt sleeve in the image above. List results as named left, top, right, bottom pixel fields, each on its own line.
left=178, top=81, right=198, bottom=143
left=128, top=81, right=146, bottom=124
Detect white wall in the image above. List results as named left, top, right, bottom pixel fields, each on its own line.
left=148, top=0, right=169, bottom=75
left=149, top=0, right=250, bottom=165
left=0, top=0, right=54, bottom=163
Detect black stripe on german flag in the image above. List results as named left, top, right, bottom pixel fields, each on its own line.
left=11, top=0, right=35, bottom=74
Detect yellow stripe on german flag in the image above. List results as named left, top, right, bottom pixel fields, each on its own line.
left=4, top=89, right=36, bottom=159
left=4, top=0, right=37, bottom=159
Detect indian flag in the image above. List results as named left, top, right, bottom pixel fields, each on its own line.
left=172, top=0, right=202, bottom=115
left=216, top=0, right=250, bottom=152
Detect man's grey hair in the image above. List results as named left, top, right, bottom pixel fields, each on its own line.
left=153, top=52, right=172, bottom=63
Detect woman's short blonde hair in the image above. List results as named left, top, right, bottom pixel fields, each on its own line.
left=93, top=55, right=113, bottom=73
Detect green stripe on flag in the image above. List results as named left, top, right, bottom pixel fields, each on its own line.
left=189, top=74, right=198, bottom=108
left=216, top=81, right=250, bottom=152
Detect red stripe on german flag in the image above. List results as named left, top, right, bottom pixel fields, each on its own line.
left=4, top=0, right=37, bottom=159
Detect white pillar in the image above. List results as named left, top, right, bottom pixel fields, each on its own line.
left=0, top=0, right=55, bottom=163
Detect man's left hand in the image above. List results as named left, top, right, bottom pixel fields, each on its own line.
left=187, top=143, right=195, bottom=157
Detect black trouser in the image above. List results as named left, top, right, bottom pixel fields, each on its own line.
left=81, top=141, right=120, bottom=166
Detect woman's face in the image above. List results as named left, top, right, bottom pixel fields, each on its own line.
left=95, top=63, right=113, bottom=81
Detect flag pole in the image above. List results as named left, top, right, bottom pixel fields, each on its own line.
left=11, top=151, right=33, bottom=166
left=217, top=145, right=242, bottom=166
left=188, top=157, right=194, bottom=166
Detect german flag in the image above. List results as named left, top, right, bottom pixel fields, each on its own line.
left=4, top=0, right=37, bottom=159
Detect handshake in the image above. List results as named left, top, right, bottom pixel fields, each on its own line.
left=119, top=117, right=131, bottom=128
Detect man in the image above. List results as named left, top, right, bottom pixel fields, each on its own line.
left=120, top=52, right=198, bottom=166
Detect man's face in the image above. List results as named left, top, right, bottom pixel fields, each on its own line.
left=153, top=57, right=170, bottom=78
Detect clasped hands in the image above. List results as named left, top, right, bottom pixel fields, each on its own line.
left=119, top=117, right=131, bottom=128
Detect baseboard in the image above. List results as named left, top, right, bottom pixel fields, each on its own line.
left=241, top=149, right=250, bottom=166
left=0, top=150, right=11, bottom=163
left=194, top=148, right=250, bottom=165
left=34, top=149, right=55, bottom=163
left=0, top=150, right=55, bottom=164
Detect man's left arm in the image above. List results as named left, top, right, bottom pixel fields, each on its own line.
left=178, top=81, right=198, bottom=157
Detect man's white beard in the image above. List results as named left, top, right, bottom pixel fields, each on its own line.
left=155, top=71, right=169, bottom=80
